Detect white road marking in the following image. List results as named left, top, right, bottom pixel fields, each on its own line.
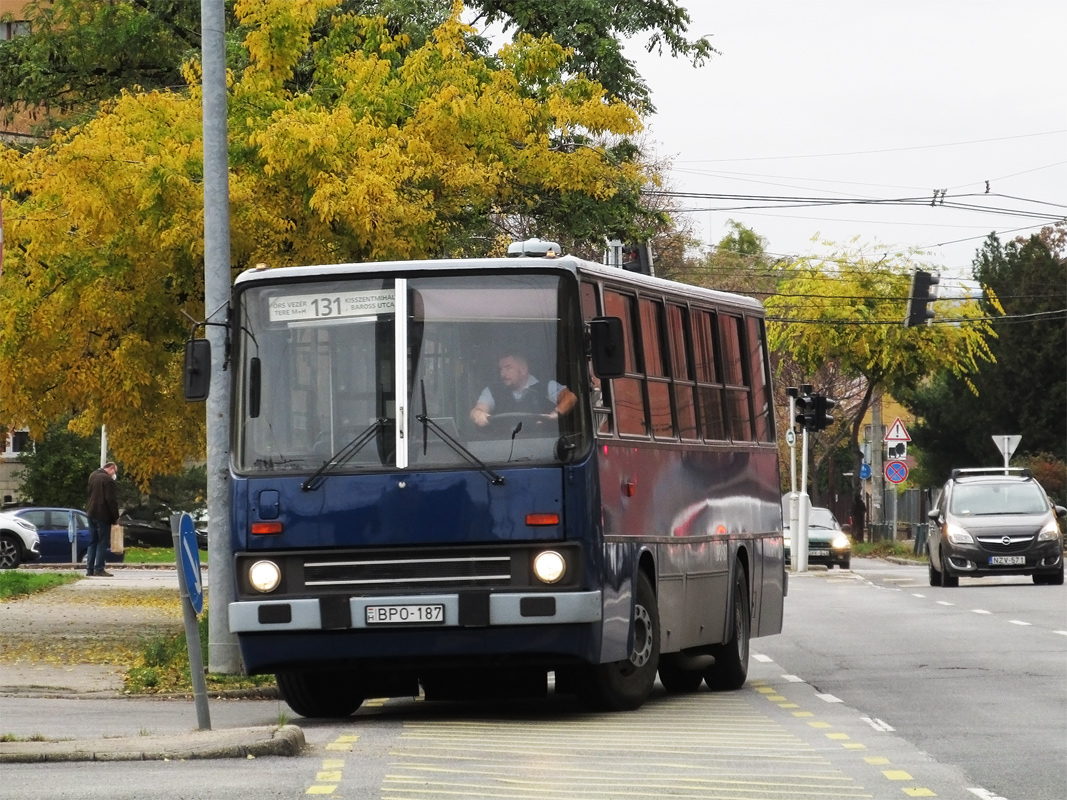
left=972, top=609, right=992, bottom=615
left=968, top=787, right=1009, bottom=800
left=816, top=693, right=843, bottom=703
left=860, top=716, right=895, bottom=732
left=782, top=674, right=806, bottom=682
left=752, top=654, right=774, bottom=663
left=937, top=601, right=954, bottom=606
left=1009, top=620, right=1032, bottom=626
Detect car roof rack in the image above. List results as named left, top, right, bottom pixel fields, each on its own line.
left=950, top=467, right=1032, bottom=480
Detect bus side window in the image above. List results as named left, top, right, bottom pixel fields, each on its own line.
left=746, top=316, right=775, bottom=442
left=639, top=298, right=674, bottom=440
left=692, top=309, right=726, bottom=441
left=719, top=315, right=753, bottom=441
left=667, top=304, right=699, bottom=440
left=581, top=281, right=613, bottom=434
left=603, top=290, right=646, bottom=436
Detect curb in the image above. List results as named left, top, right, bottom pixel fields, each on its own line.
left=0, top=724, right=305, bottom=763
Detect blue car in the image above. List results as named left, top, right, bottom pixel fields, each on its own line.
left=8, top=507, right=124, bottom=565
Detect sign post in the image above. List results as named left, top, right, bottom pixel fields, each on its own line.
left=171, top=513, right=211, bottom=730
left=68, top=510, right=77, bottom=564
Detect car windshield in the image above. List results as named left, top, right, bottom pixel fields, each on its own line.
left=949, top=482, right=1049, bottom=516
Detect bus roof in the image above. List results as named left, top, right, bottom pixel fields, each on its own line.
left=234, top=254, right=765, bottom=315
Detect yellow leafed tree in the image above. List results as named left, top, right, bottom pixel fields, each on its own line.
left=0, top=1, right=648, bottom=485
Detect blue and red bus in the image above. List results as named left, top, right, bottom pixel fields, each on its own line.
left=191, top=243, right=785, bottom=715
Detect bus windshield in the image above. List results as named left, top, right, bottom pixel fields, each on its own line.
left=234, top=272, right=590, bottom=474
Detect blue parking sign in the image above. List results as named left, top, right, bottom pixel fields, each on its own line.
left=178, top=513, right=204, bottom=614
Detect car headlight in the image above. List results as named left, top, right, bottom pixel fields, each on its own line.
left=832, top=534, right=850, bottom=550
left=945, top=523, right=974, bottom=544
left=532, top=550, right=566, bottom=584
left=1037, top=520, right=1063, bottom=541
left=13, top=518, right=36, bottom=533
left=248, top=560, right=282, bottom=593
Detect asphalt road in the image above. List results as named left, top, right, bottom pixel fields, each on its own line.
left=761, top=557, right=1067, bottom=800
left=2, top=560, right=1063, bottom=799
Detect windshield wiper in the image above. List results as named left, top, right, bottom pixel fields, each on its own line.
left=416, top=414, right=505, bottom=486
left=301, top=418, right=387, bottom=492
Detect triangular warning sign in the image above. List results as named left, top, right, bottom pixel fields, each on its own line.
left=885, top=418, right=911, bottom=441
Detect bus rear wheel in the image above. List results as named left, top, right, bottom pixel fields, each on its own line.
left=276, top=669, right=365, bottom=718
left=581, top=572, right=660, bottom=711
left=704, top=566, right=750, bottom=691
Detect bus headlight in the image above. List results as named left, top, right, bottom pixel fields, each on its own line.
left=533, top=550, right=566, bottom=584
left=249, top=560, right=282, bottom=593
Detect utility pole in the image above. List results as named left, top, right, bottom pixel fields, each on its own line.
left=871, top=393, right=884, bottom=526
left=202, top=0, right=239, bottom=674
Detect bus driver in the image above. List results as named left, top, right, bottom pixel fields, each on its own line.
left=469, top=352, right=577, bottom=428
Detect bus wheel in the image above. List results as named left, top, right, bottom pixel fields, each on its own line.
left=581, top=572, right=660, bottom=711
left=704, top=566, right=750, bottom=691
left=658, top=653, right=704, bottom=693
left=276, top=669, right=365, bottom=718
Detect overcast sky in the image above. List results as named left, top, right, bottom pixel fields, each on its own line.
left=624, top=1, right=1066, bottom=277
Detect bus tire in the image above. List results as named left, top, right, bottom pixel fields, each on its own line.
left=276, top=669, right=365, bottom=718
left=704, top=565, right=750, bottom=691
left=658, top=653, right=705, bottom=693
left=581, top=571, right=660, bottom=711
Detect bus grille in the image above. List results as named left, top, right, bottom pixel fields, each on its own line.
left=302, top=552, right=514, bottom=593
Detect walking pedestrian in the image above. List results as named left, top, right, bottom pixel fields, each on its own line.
left=86, top=462, right=119, bottom=577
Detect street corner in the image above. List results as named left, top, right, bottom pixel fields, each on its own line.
left=0, top=724, right=306, bottom=763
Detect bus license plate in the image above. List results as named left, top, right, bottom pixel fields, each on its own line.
left=989, top=556, right=1025, bottom=566
left=365, top=604, right=445, bottom=625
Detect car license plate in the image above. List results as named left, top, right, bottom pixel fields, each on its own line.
left=365, top=604, right=445, bottom=625
left=989, top=556, right=1025, bottom=566
left=809, top=549, right=829, bottom=557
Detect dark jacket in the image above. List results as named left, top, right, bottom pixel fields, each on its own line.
left=87, top=468, right=119, bottom=524
left=486, top=381, right=557, bottom=416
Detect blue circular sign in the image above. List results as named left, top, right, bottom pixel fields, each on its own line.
left=860, top=463, right=872, bottom=480
left=885, top=460, right=908, bottom=484
left=178, top=512, right=204, bottom=615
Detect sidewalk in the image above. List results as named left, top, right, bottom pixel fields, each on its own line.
left=0, top=566, right=303, bottom=762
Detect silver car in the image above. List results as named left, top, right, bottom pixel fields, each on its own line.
left=0, top=510, right=41, bottom=569
left=927, top=468, right=1066, bottom=587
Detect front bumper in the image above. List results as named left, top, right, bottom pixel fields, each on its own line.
left=230, top=590, right=602, bottom=633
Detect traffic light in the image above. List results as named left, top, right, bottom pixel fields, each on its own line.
left=905, top=269, right=940, bottom=327
left=813, top=393, right=835, bottom=431
left=795, top=392, right=816, bottom=430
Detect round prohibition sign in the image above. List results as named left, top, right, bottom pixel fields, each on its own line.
left=885, top=460, right=908, bottom=484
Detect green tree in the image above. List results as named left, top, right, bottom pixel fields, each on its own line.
left=0, top=0, right=208, bottom=130
left=904, top=226, right=1067, bottom=483
left=14, top=422, right=100, bottom=509
left=764, top=241, right=997, bottom=538
left=1, top=0, right=714, bottom=132
left=0, top=2, right=653, bottom=485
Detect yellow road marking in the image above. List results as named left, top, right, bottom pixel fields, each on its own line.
left=903, top=789, right=938, bottom=797
left=827, top=733, right=851, bottom=740
left=316, top=772, right=342, bottom=781
left=864, top=757, right=890, bottom=765
left=808, top=721, right=833, bottom=728
left=321, top=759, right=345, bottom=769
left=883, top=770, right=913, bottom=780
left=305, top=786, right=336, bottom=795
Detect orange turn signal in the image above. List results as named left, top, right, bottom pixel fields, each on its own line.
left=251, top=521, right=283, bottom=535
left=525, top=513, right=560, bottom=526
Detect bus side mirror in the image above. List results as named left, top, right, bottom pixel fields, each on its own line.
left=589, top=316, right=625, bottom=379
left=184, top=339, right=211, bottom=401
